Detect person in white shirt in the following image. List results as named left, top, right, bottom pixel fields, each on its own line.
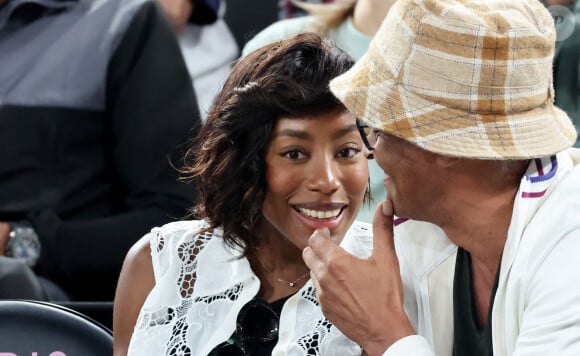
left=158, top=0, right=238, bottom=120
left=303, top=0, right=580, bottom=355
left=113, top=33, right=374, bottom=356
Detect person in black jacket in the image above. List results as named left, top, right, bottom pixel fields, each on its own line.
left=0, top=0, right=200, bottom=301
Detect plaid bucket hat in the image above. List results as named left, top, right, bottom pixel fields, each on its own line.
left=329, top=0, right=577, bottom=159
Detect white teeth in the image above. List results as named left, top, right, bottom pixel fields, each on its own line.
left=298, top=207, right=341, bottom=219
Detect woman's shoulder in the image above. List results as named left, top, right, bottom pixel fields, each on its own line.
left=145, top=219, right=223, bottom=280
left=147, top=219, right=220, bottom=251
left=241, top=16, right=314, bottom=56
left=151, top=219, right=216, bottom=237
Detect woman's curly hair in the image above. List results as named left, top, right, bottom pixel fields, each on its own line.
left=181, top=33, right=355, bottom=255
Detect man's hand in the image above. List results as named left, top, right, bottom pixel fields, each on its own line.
left=0, top=222, right=11, bottom=256
left=302, top=200, right=415, bottom=355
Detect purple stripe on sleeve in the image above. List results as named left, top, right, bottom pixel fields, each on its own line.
left=394, top=217, right=409, bottom=226
left=521, top=190, right=547, bottom=198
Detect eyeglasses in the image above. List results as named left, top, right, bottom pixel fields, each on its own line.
left=208, top=298, right=280, bottom=356
left=356, top=118, right=377, bottom=153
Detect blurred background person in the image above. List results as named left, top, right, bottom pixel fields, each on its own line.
left=543, top=0, right=580, bottom=146
left=279, top=0, right=335, bottom=19
left=242, top=0, right=396, bottom=223
left=158, top=0, right=238, bottom=120
left=0, top=0, right=200, bottom=302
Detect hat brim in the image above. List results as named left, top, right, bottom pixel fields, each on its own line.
left=330, top=50, right=577, bottom=159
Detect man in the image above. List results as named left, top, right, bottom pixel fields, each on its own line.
left=158, top=0, right=238, bottom=120
left=303, top=0, right=580, bottom=354
left=0, top=0, right=200, bottom=301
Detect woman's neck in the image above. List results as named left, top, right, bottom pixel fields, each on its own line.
left=352, top=0, right=397, bottom=36
left=250, top=221, right=310, bottom=302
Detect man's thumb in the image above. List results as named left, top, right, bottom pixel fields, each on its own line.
left=372, top=200, right=395, bottom=258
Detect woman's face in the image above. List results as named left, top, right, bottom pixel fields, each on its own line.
left=261, top=109, right=369, bottom=250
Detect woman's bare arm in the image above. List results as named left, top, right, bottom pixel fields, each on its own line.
left=113, top=234, right=155, bottom=356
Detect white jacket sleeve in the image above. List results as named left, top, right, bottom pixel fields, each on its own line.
left=383, top=335, right=435, bottom=355
left=509, top=229, right=580, bottom=355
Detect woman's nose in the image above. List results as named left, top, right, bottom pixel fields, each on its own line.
left=305, top=156, right=341, bottom=194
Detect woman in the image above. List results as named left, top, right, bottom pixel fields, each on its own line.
left=113, top=33, right=373, bottom=355
left=242, top=0, right=395, bottom=60
left=242, top=0, right=396, bottom=223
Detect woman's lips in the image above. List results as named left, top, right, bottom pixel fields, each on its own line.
left=296, top=206, right=342, bottom=219
left=292, top=205, right=345, bottom=231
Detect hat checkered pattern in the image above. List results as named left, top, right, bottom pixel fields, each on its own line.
left=330, top=0, right=577, bottom=159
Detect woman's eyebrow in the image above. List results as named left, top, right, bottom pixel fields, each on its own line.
left=274, top=124, right=357, bottom=140
left=274, top=129, right=311, bottom=140
left=333, top=124, right=357, bottom=140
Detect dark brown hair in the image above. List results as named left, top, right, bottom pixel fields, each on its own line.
left=181, top=33, right=355, bottom=254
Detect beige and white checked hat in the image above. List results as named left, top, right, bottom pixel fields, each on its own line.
left=330, top=0, right=577, bottom=159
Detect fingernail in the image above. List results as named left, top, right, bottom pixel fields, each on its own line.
left=309, top=227, right=328, bottom=241
left=382, top=200, right=393, bottom=216
left=315, top=227, right=330, bottom=236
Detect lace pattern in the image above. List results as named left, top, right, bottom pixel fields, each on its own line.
left=128, top=220, right=371, bottom=356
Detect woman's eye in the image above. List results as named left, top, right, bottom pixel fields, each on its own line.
left=283, top=150, right=306, bottom=160
left=338, top=147, right=361, bottom=158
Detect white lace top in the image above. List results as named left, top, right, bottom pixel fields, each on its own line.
left=128, top=219, right=373, bottom=356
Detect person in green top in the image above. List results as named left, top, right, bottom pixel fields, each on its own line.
left=242, top=0, right=396, bottom=223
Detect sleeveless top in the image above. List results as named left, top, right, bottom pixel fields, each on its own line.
left=128, top=219, right=374, bottom=356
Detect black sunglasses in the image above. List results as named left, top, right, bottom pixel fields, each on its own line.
left=208, top=298, right=280, bottom=356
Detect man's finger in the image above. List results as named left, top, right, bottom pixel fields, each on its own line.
left=308, top=227, right=332, bottom=254
left=307, top=227, right=344, bottom=264
left=309, top=271, right=321, bottom=295
left=302, top=246, right=317, bottom=270
left=371, top=200, right=396, bottom=260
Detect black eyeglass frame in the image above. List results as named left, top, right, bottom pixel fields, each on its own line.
left=356, top=118, right=376, bottom=152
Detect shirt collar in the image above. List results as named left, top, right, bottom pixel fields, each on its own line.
left=501, top=151, right=574, bottom=272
